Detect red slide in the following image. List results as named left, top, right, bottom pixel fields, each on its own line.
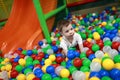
left=0, top=0, right=57, bottom=55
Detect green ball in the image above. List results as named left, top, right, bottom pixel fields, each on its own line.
left=53, top=77, right=61, bottom=80
left=32, top=49, right=38, bottom=54
left=42, top=73, right=52, bottom=80
left=22, top=50, right=27, bottom=55
left=69, top=66, right=77, bottom=74
left=80, top=66, right=90, bottom=72
left=102, top=57, right=111, bottom=63
left=104, top=40, right=112, bottom=46
left=80, top=52, right=86, bottom=59
left=33, top=60, right=39, bottom=65
left=80, top=33, right=86, bottom=40
left=92, top=44, right=100, bottom=52
left=26, top=61, right=33, bottom=67
left=88, top=34, right=93, bottom=38
left=114, top=55, right=120, bottom=63
left=61, top=78, right=69, bottom=80
left=56, top=40, right=60, bottom=45
left=82, top=58, right=91, bottom=67
left=15, top=65, right=23, bottom=72
left=101, top=76, right=112, bottom=80
left=24, top=68, right=32, bottom=75
left=26, top=57, right=33, bottom=62
left=56, top=33, right=61, bottom=37
left=61, top=61, right=66, bottom=67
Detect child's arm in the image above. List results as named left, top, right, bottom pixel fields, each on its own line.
left=78, top=44, right=84, bottom=52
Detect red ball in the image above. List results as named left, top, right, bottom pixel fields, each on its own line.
left=35, top=55, right=42, bottom=61
left=33, top=77, right=40, bottom=80
left=86, top=49, right=94, bottom=57
left=56, top=56, right=64, bottom=64
left=31, top=54, right=36, bottom=59
left=112, top=41, right=120, bottom=50
left=97, top=42, right=104, bottom=50
left=19, top=54, right=25, bottom=58
left=38, top=52, right=44, bottom=58
left=87, top=43, right=93, bottom=50
left=10, top=58, right=14, bottom=63
left=73, top=58, right=82, bottom=67
left=10, top=70, right=19, bottom=78
left=52, top=64, right=60, bottom=68
left=83, top=41, right=90, bottom=47
left=69, top=75, right=73, bottom=80
left=52, top=41, right=56, bottom=45
left=12, top=62, right=19, bottom=68
left=34, top=64, right=42, bottom=68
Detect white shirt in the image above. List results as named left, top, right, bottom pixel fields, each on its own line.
left=60, top=33, right=82, bottom=55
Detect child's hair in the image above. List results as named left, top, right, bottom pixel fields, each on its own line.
left=57, top=19, right=71, bottom=32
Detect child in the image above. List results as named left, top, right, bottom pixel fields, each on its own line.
left=57, top=19, right=84, bottom=56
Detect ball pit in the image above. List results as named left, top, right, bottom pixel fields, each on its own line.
left=0, top=6, right=120, bottom=80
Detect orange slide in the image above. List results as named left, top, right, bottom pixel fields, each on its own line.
left=0, top=0, right=57, bottom=55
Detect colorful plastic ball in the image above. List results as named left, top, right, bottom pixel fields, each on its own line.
left=67, top=50, right=76, bottom=59
left=92, top=44, right=100, bottom=52
left=102, top=59, right=114, bottom=70
left=46, top=65, right=55, bottom=74
left=4, top=58, right=10, bottom=62
left=41, top=73, right=52, bottom=80
left=53, top=77, right=61, bottom=80
left=114, top=54, right=120, bottom=63
left=49, top=54, right=56, bottom=61
left=56, top=56, right=64, bottom=64
left=16, top=74, right=26, bottom=80
left=89, top=77, right=100, bottom=80
left=38, top=41, right=43, bottom=46
left=86, top=49, right=94, bottom=57
left=88, top=54, right=96, bottom=61
left=26, top=73, right=35, bottom=80
left=27, top=50, right=33, bottom=56
left=82, top=58, right=91, bottom=67
left=110, top=68, right=120, bottom=79
left=5, top=64, right=12, bottom=71
left=114, top=63, right=120, bottom=69
left=89, top=72, right=101, bottom=78
left=52, top=46, right=58, bottom=53
left=99, top=69, right=110, bottom=77
left=73, top=58, right=82, bottom=67
left=69, top=66, right=77, bottom=74
left=26, top=57, right=33, bottom=62
left=38, top=52, right=45, bottom=58
left=55, top=66, right=65, bottom=76
left=95, top=50, right=104, bottom=59
left=35, top=55, right=42, bottom=61
left=33, top=77, right=40, bottom=80
left=45, top=59, right=52, bottom=66
left=101, top=76, right=112, bottom=80
left=10, top=70, right=19, bottom=78
left=93, top=32, right=100, bottom=40
left=18, top=58, right=26, bottom=66
left=42, top=65, right=48, bottom=73
left=60, top=68, right=70, bottom=78
left=72, top=71, right=86, bottom=80
left=50, top=73, right=58, bottom=78
left=104, top=40, right=112, bottom=46
left=80, top=66, right=90, bottom=72
left=85, top=72, right=90, bottom=80
left=24, top=68, right=32, bottom=75
left=112, top=42, right=120, bottom=50
left=90, top=62, right=101, bottom=72
left=15, top=65, right=23, bottom=72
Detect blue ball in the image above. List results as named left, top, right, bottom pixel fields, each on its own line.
left=51, top=73, right=58, bottom=78
left=40, top=60, right=44, bottom=66
left=99, top=69, right=110, bottom=77
left=74, top=51, right=80, bottom=57
left=27, top=65, right=34, bottom=70
left=67, top=50, right=75, bottom=60
left=14, top=58, right=19, bottom=62
left=46, top=66, right=55, bottom=74
left=18, top=48, right=23, bottom=51
left=35, top=71, right=44, bottom=78
left=56, top=53, right=63, bottom=57
left=52, top=46, right=58, bottom=53
left=38, top=41, right=43, bottom=46
left=113, top=23, right=119, bottom=28
left=27, top=50, right=33, bottom=56
left=88, top=54, right=95, bottom=61
left=90, top=72, right=101, bottom=78
left=110, top=68, right=120, bottom=79
left=44, top=54, right=49, bottom=59
left=33, top=68, right=43, bottom=75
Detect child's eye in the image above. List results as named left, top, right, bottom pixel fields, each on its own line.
left=71, top=28, right=73, bottom=30
left=65, top=30, right=69, bottom=33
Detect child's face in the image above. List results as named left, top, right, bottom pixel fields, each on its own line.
left=61, top=24, right=75, bottom=38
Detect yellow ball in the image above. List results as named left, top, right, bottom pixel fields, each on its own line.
left=26, top=73, right=35, bottom=80
left=102, top=59, right=114, bottom=70
left=118, top=30, right=120, bottom=33
left=4, top=58, right=10, bottom=63
left=112, top=6, right=116, bottom=11
left=76, top=23, right=80, bottom=26
left=89, top=77, right=100, bottom=80
left=112, top=20, right=116, bottom=24
left=101, top=22, right=107, bottom=26
left=85, top=72, right=90, bottom=80
left=1, top=61, right=5, bottom=65
left=17, top=74, right=26, bottom=80
left=42, top=65, right=48, bottom=73
left=87, top=38, right=92, bottom=42
left=51, top=37, right=54, bottom=41
left=114, top=63, right=120, bottom=69
left=49, top=54, right=56, bottom=62
left=18, top=58, right=26, bottom=66
left=75, top=27, right=79, bottom=31
left=92, top=58, right=101, bottom=64
left=5, top=64, right=12, bottom=71
left=60, top=68, right=70, bottom=78
left=59, top=37, right=62, bottom=41
left=45, top=59, right=52, bottom=66
left=104, top=53, right=109, bottom=57
left=93, top=32, right=100, bottom=40
left=1, top=66, right=6, bottom=71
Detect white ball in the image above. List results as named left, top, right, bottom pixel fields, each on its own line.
left=90, top=62, right=101, bottom=72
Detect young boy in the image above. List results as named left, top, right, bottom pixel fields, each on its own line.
left=57, top=19, right=84, bottom=56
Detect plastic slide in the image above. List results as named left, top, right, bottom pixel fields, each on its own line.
left=0, top=0, right=57, bottom=55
